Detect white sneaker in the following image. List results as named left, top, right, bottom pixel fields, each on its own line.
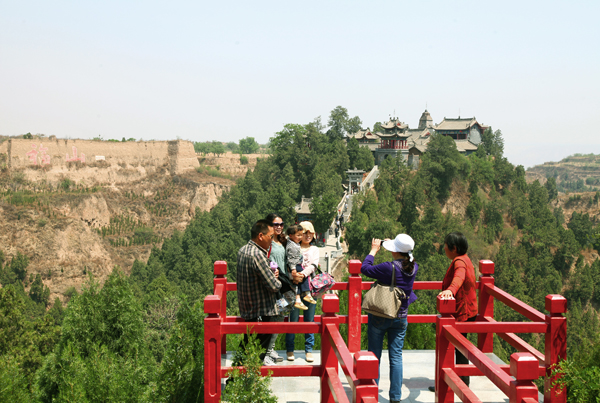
left=263, top=355, right=277, bottom=366
left=269, top=350, right=284, bottom=362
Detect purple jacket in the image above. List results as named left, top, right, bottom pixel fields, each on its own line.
left=361, top=255, right=419, bottom=318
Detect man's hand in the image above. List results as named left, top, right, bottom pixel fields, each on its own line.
left=274, top=269, right=279, bottom=278
left=292, top=271, right=304, bottom=284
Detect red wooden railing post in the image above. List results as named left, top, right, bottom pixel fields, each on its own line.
left=203, top=295, right=222, bottom=403
left=347, top=259, right=363, bottom=353
left=478, top=260, right=495, bottom=353
left=509, top=353, right=539, bottom=403
left=435, top=296, right=456, bottom=403
left=353, top=351, right=379, bottom=403
left=321, top=294, right=340, bottom=403
left=544, top=295, right=567, bottom=403
left=213, top=261, right=228, bottom=354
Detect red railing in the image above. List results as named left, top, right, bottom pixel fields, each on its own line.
left=203, top=259, right=567, bottom=403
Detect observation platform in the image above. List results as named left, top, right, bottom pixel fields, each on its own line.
left=207, top=259, right=567, bottom=403
left=222, top=349, right=543, bottom=403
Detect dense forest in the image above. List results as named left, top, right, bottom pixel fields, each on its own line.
left=1, top=106, right=599, bottom=401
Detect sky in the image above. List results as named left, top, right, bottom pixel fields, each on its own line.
left=1, top=1, right=599, bottom=168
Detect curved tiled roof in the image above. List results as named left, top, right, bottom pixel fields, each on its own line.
left=351, top=130, right=379, bottom=140
left=454, top=140, right=479, bottom=152
left=435, top=118, right=477, bottom=131
left=381, top=121, right=408, bottom=130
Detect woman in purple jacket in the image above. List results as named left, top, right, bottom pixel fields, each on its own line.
left=361, top=234, right=418, bottom=403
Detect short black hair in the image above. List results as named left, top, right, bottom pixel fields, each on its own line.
left=286, top=224, right=302, bottom=236
left=444, top=232, right=468, bottom=256
left=251, top=219, right=272, bottom=240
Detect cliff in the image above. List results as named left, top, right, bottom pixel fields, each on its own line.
left=0, top=139, right=260, bottom=305
left=0, top=138, right=199, bottom=185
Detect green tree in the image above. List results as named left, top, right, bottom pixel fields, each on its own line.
left=29, top=274, right=50, bottom=306
left=347, top=137, right=374, bottom=171
left=310, top=162, right=342, bottom=234
left=418, top=133, right=464, bottom=201
left=193, top=142, right=209, bottom=155
left=152, top=298, right=205, bottom=403
left=239, top=137, right=259, bottom=154
left=60, top=269, right=147, bottom=358
left=568, top=212, right=593, bottom=247
left=545, top=177, right=558, bottom=200
left=480, top=127, right=504, bottom=158
left=1, top=252, right=29, bottom=285
left=327, top=106, right=362, bottom=140
left=222, top=333, right=277, bottom=403
left=210, top=141, right=226, bottom=157
left=226, top=141, right=240, bottom=153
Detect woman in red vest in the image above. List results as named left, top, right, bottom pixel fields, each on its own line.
left=431, top=232, right=477, bottom=391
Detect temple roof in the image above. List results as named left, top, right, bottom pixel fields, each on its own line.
left=409, top=144, right=428, bottom=153
left=380, top=118, right=409, bottom=130
left=350, top=130, right=379, bottom=140
left=295, top=197, right=312, bottom=215
left=378, top=132, right=410, bottom=138
left=454, top=140, right=479, bottom=152
left=418, top=110, right=434, bottom=129
left=435, top=117, right=480, bottom=131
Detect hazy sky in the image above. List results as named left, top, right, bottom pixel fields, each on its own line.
left=1, top=1, right=599, bottom=168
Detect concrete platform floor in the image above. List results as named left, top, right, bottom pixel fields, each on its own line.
left=222, top=349, right=545, bottom=402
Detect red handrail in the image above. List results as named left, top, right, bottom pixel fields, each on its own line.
left=434, top=260, right=567, bottom=403
left=204, top=259, right=567, bottom=403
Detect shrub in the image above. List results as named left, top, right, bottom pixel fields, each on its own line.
left=60, top=178, right=74, bottom=191
left=221, top=332, right=277, bottom=403
left=64, top=286, right=78, bottom=300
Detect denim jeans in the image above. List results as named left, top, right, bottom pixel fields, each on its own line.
left=367, top=314, right=408, bottom=402
left=285, top=303, right=316, bottom=353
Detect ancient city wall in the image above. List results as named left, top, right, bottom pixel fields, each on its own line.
left=0, top=138, right=199, bottom=184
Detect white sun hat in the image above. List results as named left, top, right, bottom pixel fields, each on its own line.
left=299, top=221, right=315, bottom=234
left=382, top=234, right=415, bottom=262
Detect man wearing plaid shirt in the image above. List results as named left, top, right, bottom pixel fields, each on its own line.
left=237, top=219, right=282, bottom=363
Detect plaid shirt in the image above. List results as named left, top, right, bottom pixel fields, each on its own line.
left=237, top=240, right=282, bottom=320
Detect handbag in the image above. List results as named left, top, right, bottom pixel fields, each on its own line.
left=310, top=266, right=335, bottom=299
left=361, top=261, right=407, bottom=319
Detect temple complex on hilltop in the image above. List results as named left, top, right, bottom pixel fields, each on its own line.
left=347, top=110, right=488, bottom=167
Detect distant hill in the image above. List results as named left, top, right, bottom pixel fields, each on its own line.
left=526, top=153, right=600, bottom=192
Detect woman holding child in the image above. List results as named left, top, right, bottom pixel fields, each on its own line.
left=285, top=221, right=320, bottom=363
left=263, top=213, right=288, bottom=365
left=361, top=234, right=418, bottom=403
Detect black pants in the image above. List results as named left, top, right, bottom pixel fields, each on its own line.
left=240, top=316, right=277, bottom=360
left=456, top=315, right=477, bottom=386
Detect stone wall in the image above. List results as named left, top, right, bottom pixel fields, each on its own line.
left=1, top=138, right=199, bottom=184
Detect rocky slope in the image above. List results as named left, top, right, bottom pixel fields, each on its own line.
left=526, top=153, right=600, bottom=192
left=0, top=150, right=259, bottom=304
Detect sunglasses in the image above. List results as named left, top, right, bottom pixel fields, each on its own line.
left=272, top=223, right=284, bottom=227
